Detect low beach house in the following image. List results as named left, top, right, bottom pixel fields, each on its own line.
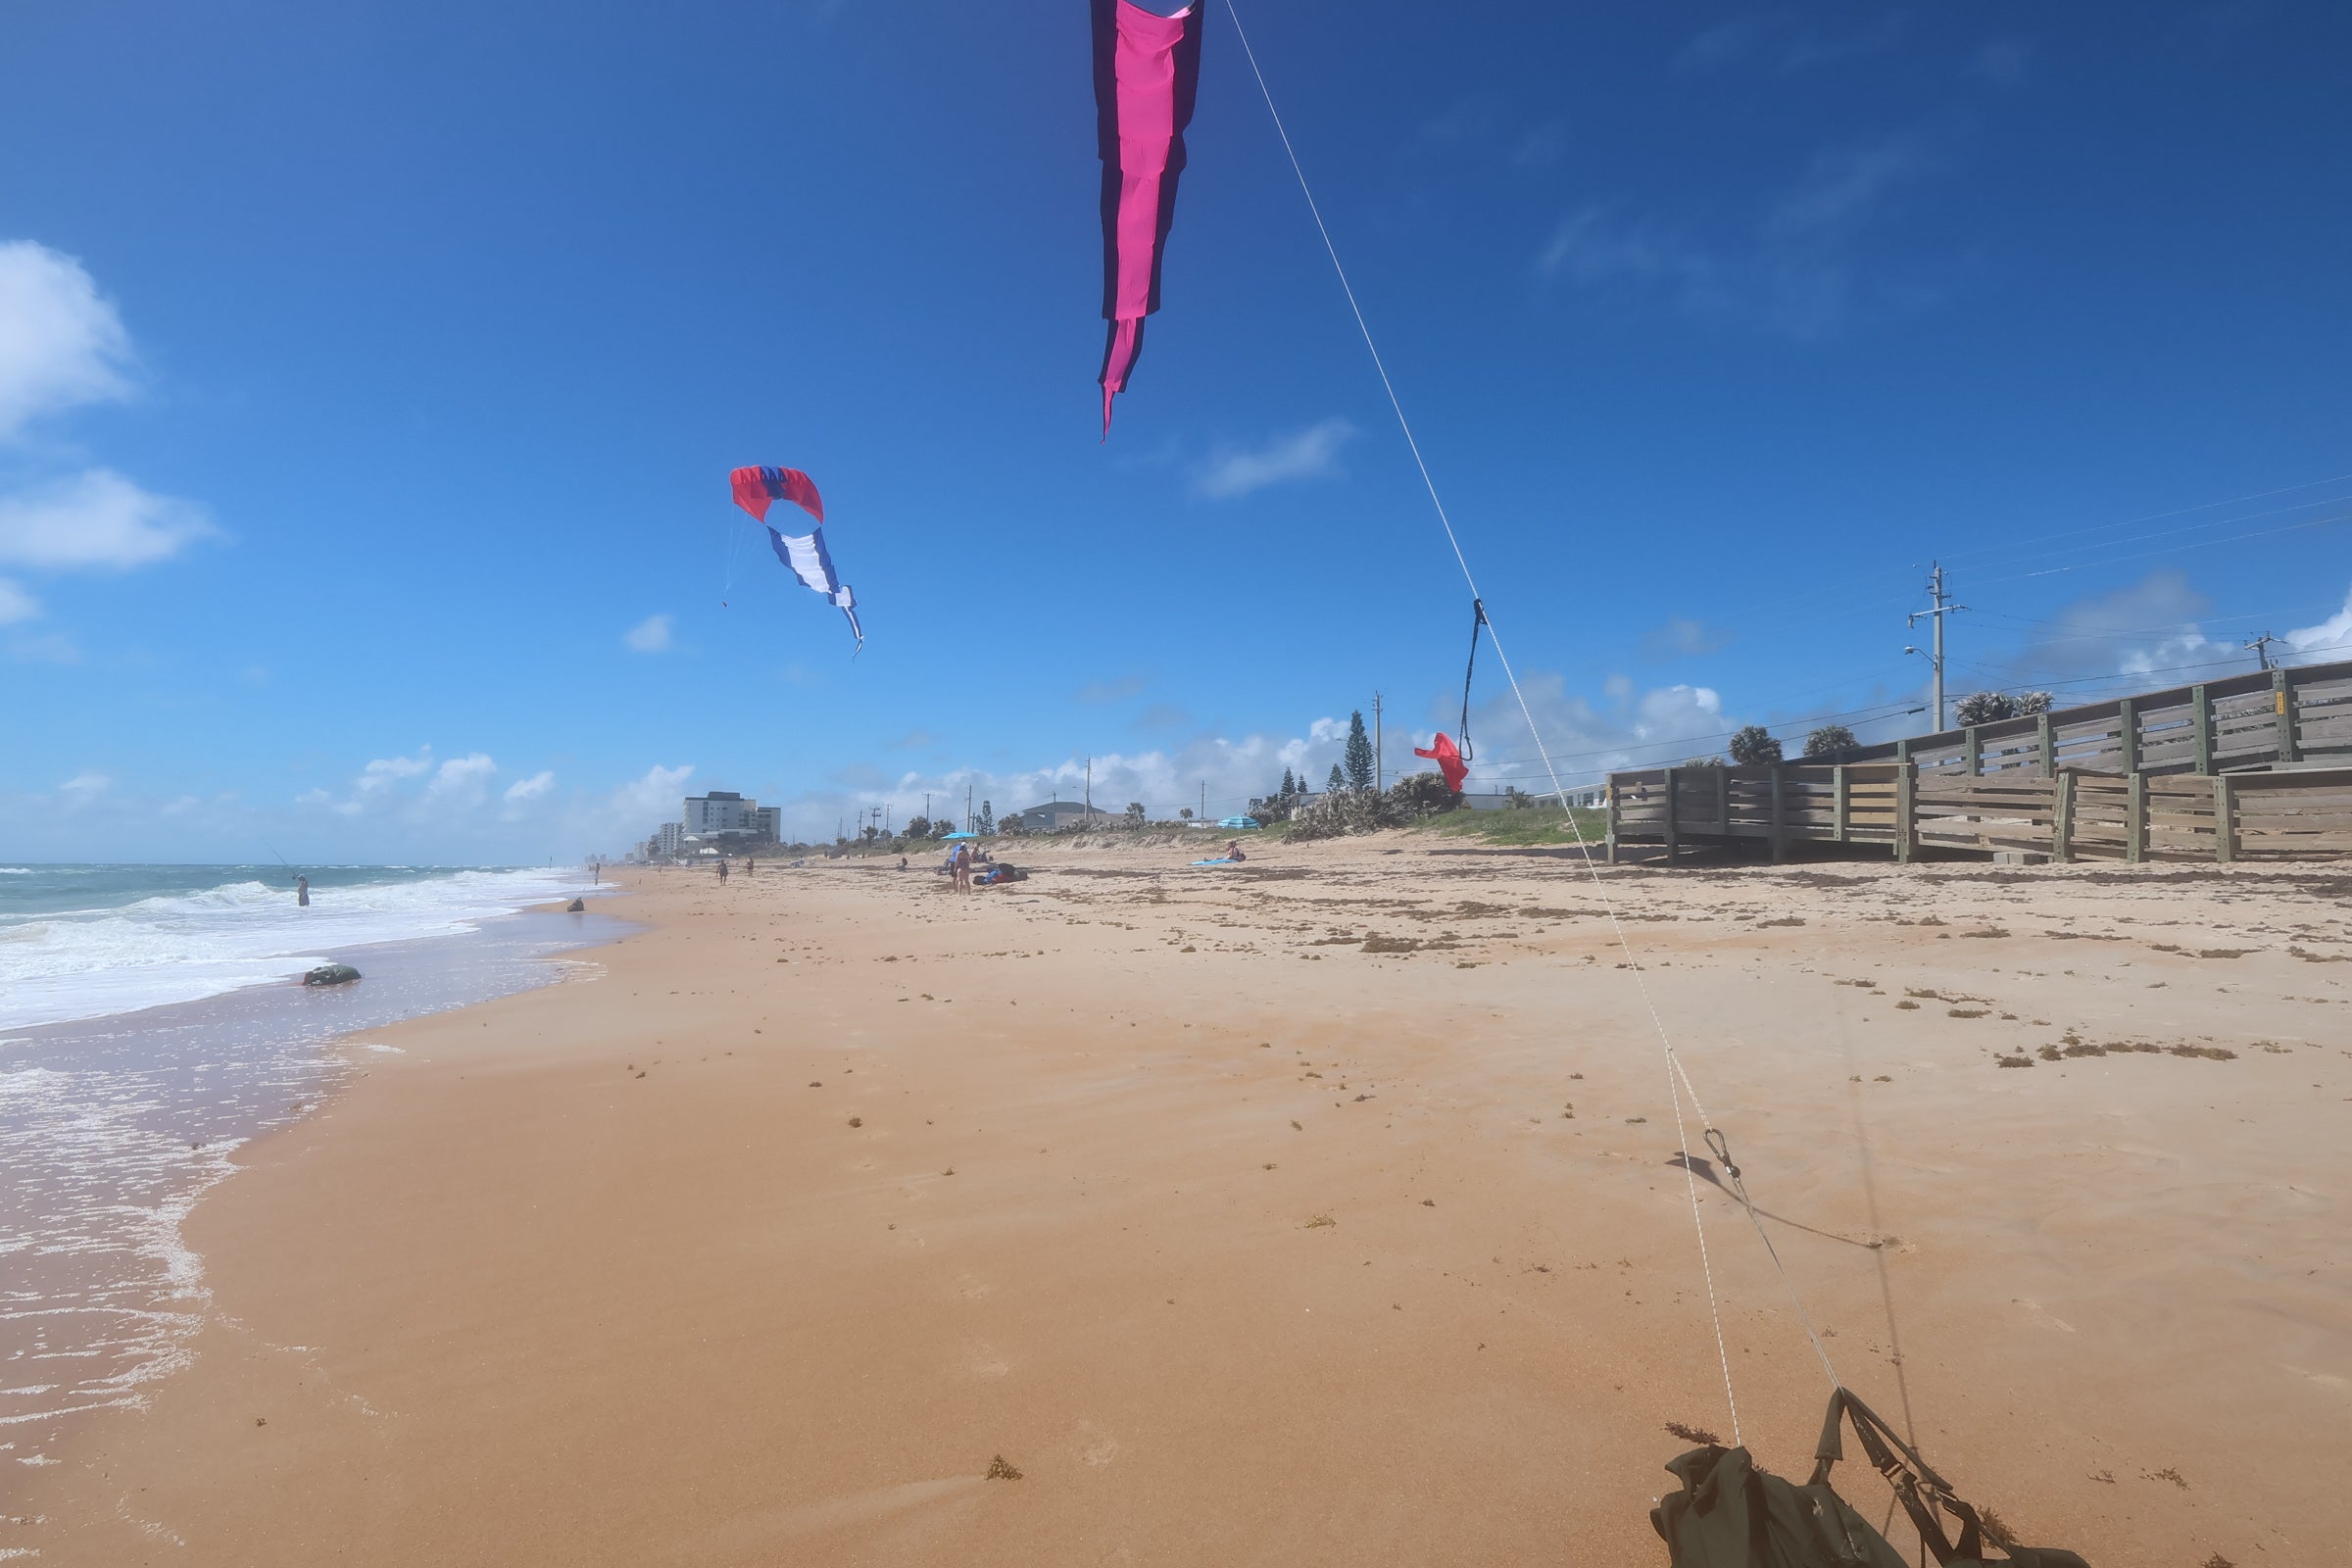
left=1008, top=801, right=1117, bottom=832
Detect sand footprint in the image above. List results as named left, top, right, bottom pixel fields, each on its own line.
left=1074, top=1423, right=1122, bottom=1467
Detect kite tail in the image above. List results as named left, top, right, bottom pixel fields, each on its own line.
left=1100, top=317, right=1143, bottom=439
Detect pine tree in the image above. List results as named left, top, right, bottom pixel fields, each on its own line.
left=1281, top=765, right=1297, bottom=798
left=1345, top=710, right=1375, bottom=792
left=977, top=800, right=995, bottom=834
left=1327, top=762, right=1346, bottom=793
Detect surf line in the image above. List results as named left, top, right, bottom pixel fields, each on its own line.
left=1221, top=0, right=1849, bottom=1444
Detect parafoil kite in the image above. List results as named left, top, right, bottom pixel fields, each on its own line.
left=1093, top=0, right=1203, bottom=438
left=727, top=466, right=863, bottom=651
left=1414, top=733, right=1468, bottom=794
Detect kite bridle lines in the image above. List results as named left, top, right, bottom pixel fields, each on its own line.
left=1226, top=0, right=1848, bottom=1443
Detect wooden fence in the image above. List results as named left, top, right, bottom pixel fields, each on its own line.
left=1604, top=762, right=2352, bottom=864
left=1836, top=659, right=2352, bottom=778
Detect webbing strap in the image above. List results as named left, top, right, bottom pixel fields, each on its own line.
left=1810, top=1390, right=1984, bottom=1564
left=1459, top=598, right=1486, bottom=763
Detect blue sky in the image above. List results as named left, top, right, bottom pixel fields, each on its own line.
left=4, top=0, right=2349, bottom=859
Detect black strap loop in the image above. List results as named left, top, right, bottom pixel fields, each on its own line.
left=1459, top=598, right=1487, bottom=762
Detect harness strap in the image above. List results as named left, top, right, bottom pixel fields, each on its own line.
left=1810, top=1389, right=1984, bottom=1564
left=1459, top=598, right=1487, bottom=762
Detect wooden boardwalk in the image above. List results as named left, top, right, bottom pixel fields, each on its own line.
left=1604, top=658, right=2352, bottom=864
left=1605, top=762, right=2352, bottom=863
left=1846, top=659, right=2352, bottom=777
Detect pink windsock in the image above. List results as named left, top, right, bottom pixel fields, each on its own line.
left=1094, top=0, right=1203, bottom=439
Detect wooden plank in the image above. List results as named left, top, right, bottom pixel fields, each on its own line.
left=2127, top=771, right=2146, bottom=864
left=1663, top=766, right=1679, bottom=865
left=2193, top=684, right=2212, bottom=773
left=1895, top=763, right=1915, bottom=863
left=1769, top=765, right=1786, bottom=862
left=2278, top=668, right=2300, bottom=764
left=2053, top=771, right=2076, bottom=861
left=2119, top=696, right=2139, bottom=774
left=2214, top=775, right=2233, bottom=864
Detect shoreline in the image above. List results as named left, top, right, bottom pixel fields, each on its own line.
left=11, top=845, right=2348, bottom=1564
left=0, top=899, right=633, bottom=1447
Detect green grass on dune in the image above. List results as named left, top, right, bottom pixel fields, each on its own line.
left=1414, top=805, right=1611, bottom=848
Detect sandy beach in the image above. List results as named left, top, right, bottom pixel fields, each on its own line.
left=11, top=838, right=2348, bottom=1566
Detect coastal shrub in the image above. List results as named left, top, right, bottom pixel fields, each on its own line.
left=1728, top=725, right=1783, bottom=765
left=1389, top=771, right=1458, bottom=817
left=1288, top=787, right=1402, bottom=842
left=1803, top=723, right=1859, bottom=760
left=2013, top=691, right=2054, bottom=714
left=1955, top=691, right=2015, bottom=725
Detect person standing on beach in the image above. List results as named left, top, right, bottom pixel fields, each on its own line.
left=716, top=858, right=729, bottom=883
left=743, top=858, right=755, bottom=878
left=295, top=874, right=310, bottom=907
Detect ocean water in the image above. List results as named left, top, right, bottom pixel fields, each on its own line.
left=0, top=864, right=628, bottom=1453
left=0, top=863, right=601, bottom=1032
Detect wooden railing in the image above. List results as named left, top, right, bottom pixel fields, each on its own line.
left=1604, top=762, right=2352, bottom=864
left=1832, top=659, right=2352, bottom=778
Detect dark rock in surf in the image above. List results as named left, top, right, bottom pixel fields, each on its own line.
left=303, top=963, right=362, bottom=987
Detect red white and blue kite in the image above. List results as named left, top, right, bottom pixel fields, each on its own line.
left=728, top=466, right=863, bottom=652
left=1093, top=0, right=1203, bottom=438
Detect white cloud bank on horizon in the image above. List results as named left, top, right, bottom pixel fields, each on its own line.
left=623, top=613, right=672, bottom=653
left=1192, top=417, right=1356, bottom=501
left=289, top=748, right=696, bottom=856
left=0, top=240, right=134, bottom=440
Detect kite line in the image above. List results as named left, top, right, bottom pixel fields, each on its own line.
left=1222, top=0, right=1855, bottom=1442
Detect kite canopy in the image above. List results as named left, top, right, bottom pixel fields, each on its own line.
left=727, top=466, right=861, bottom=651
left=1414, top=733, right=1468, bottom=794
left=1093, top=0, right=1203, bottom=438
left=728, top=466, right=825, bottom=526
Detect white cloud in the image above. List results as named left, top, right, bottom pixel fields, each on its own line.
left=2285, top=585, right=2352, bottom=663
left=504, top=770, right=556, bottom=804
left=1192, top=417, right=1356, bottom=501
left=0, top=577, right=36, bottom=625
left=0, top=468, right=213, bottom=570
left=1984, top=570, right=2224, bottom=685
left=0, top=241, right=134, bottom=439
left=1768, top=138, right=1932, bottom=240
left=59, top=771, right=111, bottom=803
left=1537, top=134, right=1942, bottom=339
left=623, top=613, right=672, bottom=653
left=424, top=754, right=498, bottom=809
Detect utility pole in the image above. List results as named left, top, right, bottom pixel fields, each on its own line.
left=1906, top=563, right=1965, bottom=731
left=965, top=783, right=973, bottom=832
left=923, top=791, right=931, bottom=824
left=1373, top=692, right=1384, bottom=794
left=1200, top=779, right=1206, bottom=821
left=2245, top=631, right=2282, bottom=671
left=1084, top=757, right=1092, bottom=816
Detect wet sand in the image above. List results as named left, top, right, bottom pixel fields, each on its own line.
left=11, top=839, right=2349, bottom=1565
